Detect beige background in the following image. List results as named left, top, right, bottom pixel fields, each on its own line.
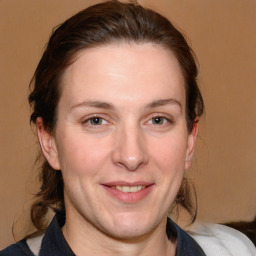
left=0, top=0, right=255, bottom=248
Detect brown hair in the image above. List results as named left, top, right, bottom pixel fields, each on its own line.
left=28, top=0, right=204, bottom=233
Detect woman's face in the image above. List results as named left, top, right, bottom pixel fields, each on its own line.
left=39, top=43, right=196, bottom=240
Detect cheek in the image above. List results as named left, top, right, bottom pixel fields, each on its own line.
left=148, top=134, right=188, bottom=209
left=56, top=132, right=111, bottom=177
left=149, top=134, right=188, bottom=170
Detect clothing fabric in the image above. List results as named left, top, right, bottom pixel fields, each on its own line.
left=188, top=223, right=256, bottom=256
left=0, top=213, right=205, bottom=256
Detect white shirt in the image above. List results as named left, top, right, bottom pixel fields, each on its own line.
left=188, top=223, right=256, bottom=256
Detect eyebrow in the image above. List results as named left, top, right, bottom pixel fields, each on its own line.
left=69, top=98, right=182, bottom=112
left=70, top=101, right=115, bottom=112
left=146, top=98, right=182, bottom=109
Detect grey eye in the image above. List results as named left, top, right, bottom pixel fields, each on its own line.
left=89, top=117, right=103, bottom=125
left=152, top=117, right=166, bottom=124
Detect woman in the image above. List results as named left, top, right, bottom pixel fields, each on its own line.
left=1, top=1, right=255, bottom=255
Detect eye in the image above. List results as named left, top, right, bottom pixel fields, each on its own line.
left=151, top=116, right=167, bottom=125
left=88, top=117, right=105, bottom=125
left=82, top=116, right=108, bottom=127
left=148, top=116, right=169, bottom=125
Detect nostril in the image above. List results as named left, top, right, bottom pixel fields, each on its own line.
left=118, top=157, right=146, bottom=171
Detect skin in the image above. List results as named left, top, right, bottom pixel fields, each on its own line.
left=37, top=43, right=197, bottom=256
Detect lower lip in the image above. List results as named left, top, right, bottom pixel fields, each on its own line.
left=102, top=185, right=154, bottom=203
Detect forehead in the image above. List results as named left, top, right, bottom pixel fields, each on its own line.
left=60, top=43, right=185, bottom=108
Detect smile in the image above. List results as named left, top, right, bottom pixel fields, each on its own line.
left=111, top=185, right=146, bottom=193
left=102, top=182, right=154, bottom=203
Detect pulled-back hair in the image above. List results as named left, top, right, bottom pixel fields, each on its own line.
left=28, top=0, right=204, bottom=233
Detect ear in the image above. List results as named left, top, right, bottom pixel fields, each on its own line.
left=184, top=121, right=198, bottom=170
left=36, top=117, right=60, bottom=170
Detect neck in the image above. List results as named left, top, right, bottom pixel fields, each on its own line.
left=62, top=211, right=176, bottom=256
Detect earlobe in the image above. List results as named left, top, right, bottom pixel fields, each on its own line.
left=36, top=117, right=60, bottom=170
left=185, top=121, right=198, bottom=170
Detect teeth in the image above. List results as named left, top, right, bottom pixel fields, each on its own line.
left=114, top=185, right=145, bottom=193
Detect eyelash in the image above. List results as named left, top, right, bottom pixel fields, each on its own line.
left=146, top=115, right=173, bottom=127
left=81, top=115, right=108, bottom=128
left=81, top=114, right=174, bottom=129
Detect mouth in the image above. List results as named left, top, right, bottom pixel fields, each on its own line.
left=102, top=182, right=154, bottom=202
left=111, top=185, right=146, bottom=193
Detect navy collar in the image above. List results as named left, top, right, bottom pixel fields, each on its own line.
left=38, top=212, right=205, bottom=256
left=169, top=219, right=206, bottom=256
left=1, top=212, right=205, bottom=255
left=39, top=212, right=74, bottom=256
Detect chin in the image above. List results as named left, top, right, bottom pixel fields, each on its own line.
left=106, top=225, right=150, bottom=241
left=102, top=213, right=157, bottom=240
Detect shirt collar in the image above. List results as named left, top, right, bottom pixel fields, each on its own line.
left=39, top=212, right=205, bottom=256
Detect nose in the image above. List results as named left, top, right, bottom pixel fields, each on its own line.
left=112, top=124, right=149, bottom=171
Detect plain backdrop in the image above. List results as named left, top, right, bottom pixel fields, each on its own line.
left=0, top=0, right=256, bottom=248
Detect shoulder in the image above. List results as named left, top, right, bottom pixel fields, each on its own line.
left=188, top=223, right=256, bottom=256
left=0, top=240, right=34, bottom=256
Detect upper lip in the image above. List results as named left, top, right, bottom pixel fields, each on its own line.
left=102, top=181, right=154, bottom=187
